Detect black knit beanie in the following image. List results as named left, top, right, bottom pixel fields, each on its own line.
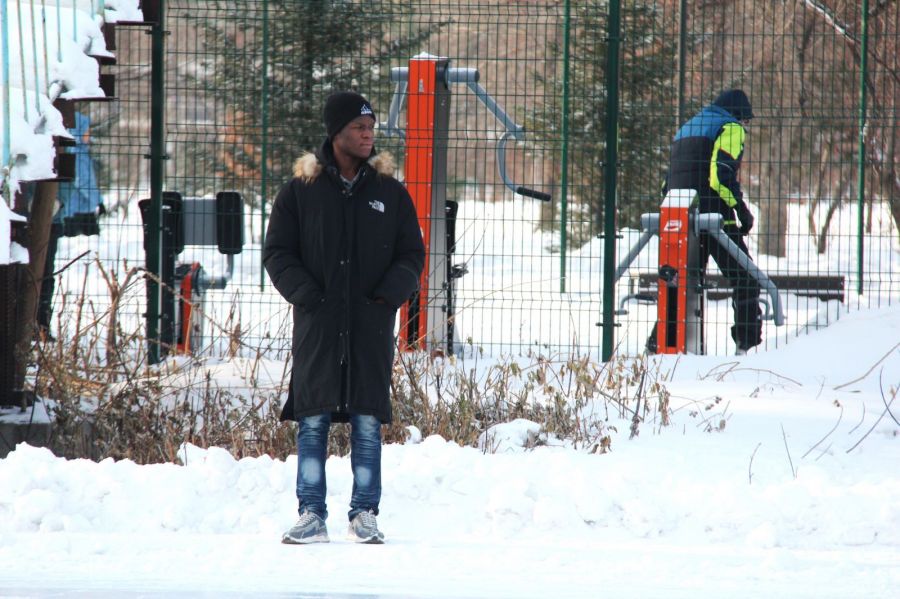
left=713, top=89, right=754, bottom=121
left=323, top=92, right=376, bottom=139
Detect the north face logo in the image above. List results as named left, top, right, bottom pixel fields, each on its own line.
left=360, top=104, right=374, bottom=116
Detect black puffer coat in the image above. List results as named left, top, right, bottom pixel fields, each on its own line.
left=263, top=142, right=425, bottom=423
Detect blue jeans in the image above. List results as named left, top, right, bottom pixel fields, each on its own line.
left=296, top=413, right=382, bottom=521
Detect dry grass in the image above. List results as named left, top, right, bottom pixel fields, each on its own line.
left=30, top=261, right=672, bottom=463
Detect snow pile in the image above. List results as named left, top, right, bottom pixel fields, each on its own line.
left=0, top=306, right=898, bottom=596
left=104, top=0, right=144, bottom=24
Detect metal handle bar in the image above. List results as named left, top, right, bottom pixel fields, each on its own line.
left=384, top=65, right=550, bottom=201
left=614, top=212, right=784, bottom=326
left=695, top=213, right=785, bottom=326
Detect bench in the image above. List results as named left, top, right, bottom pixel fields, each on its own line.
left=634, top=272, right=846, bottom=303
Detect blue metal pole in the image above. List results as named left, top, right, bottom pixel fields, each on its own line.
left=41, top=1, right=50, bottom=96
left=56, top=0, right=61, bottom=62
left=1, top=0, right=10, bottom=171
left=15, top=0, right=28, bottom=123
left=29, top=0, right=41, bottom=115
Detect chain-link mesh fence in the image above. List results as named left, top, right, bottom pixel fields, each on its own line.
left=39, top=0, right=899, bottom=372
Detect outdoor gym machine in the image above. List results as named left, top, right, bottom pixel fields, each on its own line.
left=615, top=188, right=785, bottom=354
left=383, top=54, right=549, bottom=355
left=139, top=191, right=244, bottom=362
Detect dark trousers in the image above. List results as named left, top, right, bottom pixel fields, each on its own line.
left=37, top=222, right=64, bottom=331
left=699, top=226, right=762, bottom=350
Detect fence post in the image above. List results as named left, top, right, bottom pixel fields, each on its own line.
left=559, top=0, right=570, bottom=292
left=676, top=0, right=687, bottom=127
left=146, top=0, right=166, bottom=364
left=259, top=0, right=269, bottom=291
left=601, top=0, right=621, bottom=362
left=856, top=0, right=868, bottom=296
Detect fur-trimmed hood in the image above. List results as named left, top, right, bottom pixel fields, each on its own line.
left=293, top=149, right=396, bottom=183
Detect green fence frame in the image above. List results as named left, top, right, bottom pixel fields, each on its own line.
left=31, top=0, right=899, bottom=373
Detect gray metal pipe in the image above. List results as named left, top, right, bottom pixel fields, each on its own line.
left=695, top=214, right=785, bottom=326
left=614, top=213, right=658, bottom=284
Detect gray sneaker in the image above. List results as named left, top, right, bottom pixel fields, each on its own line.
left=281, top=511, right=329, bottom=544
left=347, top=510, right=385, bottom=544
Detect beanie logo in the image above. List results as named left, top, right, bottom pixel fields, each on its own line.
left=360, top=104, right=374, bottom=116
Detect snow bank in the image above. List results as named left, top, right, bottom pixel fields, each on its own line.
left=0, top=306, right=898, bottom=597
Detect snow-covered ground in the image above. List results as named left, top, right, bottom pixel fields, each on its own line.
left=1, top=304, right=898, bottom=598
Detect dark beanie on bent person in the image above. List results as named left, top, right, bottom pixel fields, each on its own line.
left=713, top=89, right=754, bottom=121
left=323, top=91, right=377, bottom=139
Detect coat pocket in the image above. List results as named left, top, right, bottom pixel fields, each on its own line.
left=293, top=299, right=341, bottom=358
left=352, top=300, right=396, bottom=373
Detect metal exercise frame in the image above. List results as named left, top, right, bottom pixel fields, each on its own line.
left=616, top=189, right=785, bottom=355
left=385, top=54, right=549, bottom=355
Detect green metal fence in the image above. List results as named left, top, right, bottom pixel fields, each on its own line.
left=42, top=0, right=899, bottom=369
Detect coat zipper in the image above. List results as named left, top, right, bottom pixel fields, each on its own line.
left=335, top=166, right=366, bottom=415
left=340, top=184, right=353, bottom=414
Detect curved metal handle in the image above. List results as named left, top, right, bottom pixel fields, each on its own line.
left=758, top=297, right=774, bottom=321
left=382, top=70, right=408, bottom=139
left=384, top=65, right=550, bottom=201
left=497, top=132, right=550, bottom=201
left=696, top=214, right=786, bottom=327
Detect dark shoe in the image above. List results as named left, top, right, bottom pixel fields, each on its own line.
left=645, top=327, right=658, bottom=354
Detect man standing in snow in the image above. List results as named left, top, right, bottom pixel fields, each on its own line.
left=651, top=89, right=762, bottom=355
left=264, top=91, right=424, bottom=544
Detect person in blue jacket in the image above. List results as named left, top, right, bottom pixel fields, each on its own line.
left=37, top=112, right=104, bottom=339
left=651, top=89, right=762, bottom=355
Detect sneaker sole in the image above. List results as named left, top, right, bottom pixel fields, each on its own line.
left=281, top=534, right=330, bottom=545
left=348, top=534, right=384, bottom=544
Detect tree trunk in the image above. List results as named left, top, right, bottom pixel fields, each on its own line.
left=758, top=194, right=788, bottom=257
left=11, top=181, right=58, bottom=407
left=758, top=120, right=788, bottom=257
left=868, top=126, right=900, bottom=239
left=808, top=132, right=833, bottom=244
left=817, top=180, right=849, bottom=254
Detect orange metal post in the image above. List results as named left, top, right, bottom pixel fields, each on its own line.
left=398, top=56, right=447, bottom=351
left=176, top=262, right=201, bottom=354
left=656, top=192, right=692, bottom=354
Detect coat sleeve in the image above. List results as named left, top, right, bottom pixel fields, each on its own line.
left=710, top=122, right=745, bottom=208
left=372, top=185, right=425, bottom=309
left=263, top=181, right=324, bottom=310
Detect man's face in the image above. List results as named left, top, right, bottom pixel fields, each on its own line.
left=333, top=115, right=376, bottom=160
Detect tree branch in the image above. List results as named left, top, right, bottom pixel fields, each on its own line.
left=833, top=341, right=900, bottom=390
left=847, top=368, right=898, bottom=453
